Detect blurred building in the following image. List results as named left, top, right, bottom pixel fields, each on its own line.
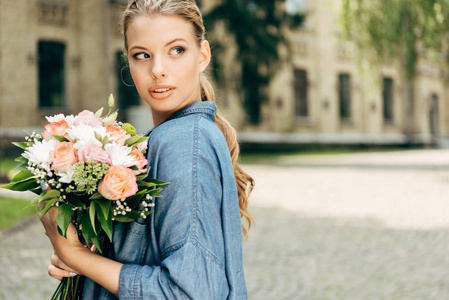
left=0, top=0, right=148, bottom=137
left=235, top=0, right=449, bottom=147
left=0, top=0, right=448, bottom=147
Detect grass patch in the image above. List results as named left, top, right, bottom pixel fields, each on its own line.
left=0, top=197, right=36, bottom=229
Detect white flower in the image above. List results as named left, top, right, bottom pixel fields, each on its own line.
left=46, top=114, right=65, bottom=123
left=67, top=124, right=107, bottom=145
left=22, top=139, right=58, bottom=171
left=57, top=166, right=75, bottom=183
left=64, top=115, right=77, bottom=127
left=46, top=113, right=77, bottom=126
left=104, top=143, right=138, bottom=167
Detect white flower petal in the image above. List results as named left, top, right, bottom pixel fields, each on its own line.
left=45, top=114, right=65, bottom=123
left=22, top=139, right=58, bottom=171
left=104, top=143, right=138, bottom=167
left=67, top=124, right=107, bottom=145
left=57, top=166, right=74, bottom=183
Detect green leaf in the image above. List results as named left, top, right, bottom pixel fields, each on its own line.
left=30, top=187, right=42, bottom=195
left=12, top=142, right=29, bottom=150
left=148, top=187, right=163, bottom=197
left=11, top=163, right=27, bottom=173
left=52, top=135, right=70, bottom=142
left=143, top=178, right=170, bottom=186
left=96, top=205, right=113, bottom=242
left=102, top=136, right=110, bottom=145
left=56, top=204, right=73, bottom=238
left=2, top=177, right=39, bottom=191
left=95, top=199, right=111, bottom=220
left=89, top=193, right=104, bottom=200
left=90, top=234, right=102, bottom=254
left=11, top=169, right=34, bottom=183
left=67, top=196, right=86, bottom=208
left=14, top=156, right=27, bottom=163
left=143, top=209, right=154, bottom=217
left=124, top=135, right=148, bottom=147
left=112, top=215, right=134, bottom=222
left=89, top=204, right=97, bottom=235
left=136, top=169, right=150, bottom=183
left=81, top=217, right=94, bottom=248
left=95, top=131, right=103, bottom=142
left=38, top=198, right=59, bottom=218
left=138, top=182, right=158, bottom=188
left=30, top=195, right=40, bottom=207
left=39, top=190, right=61, bottom=203
left=124, top=193, right=145, bottom=209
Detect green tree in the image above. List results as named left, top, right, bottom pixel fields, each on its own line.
left=203, top=0, right=305, bottom=124
left=340, top=0, right=448, bottom=141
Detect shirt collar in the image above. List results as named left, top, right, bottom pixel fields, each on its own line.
left=144, top=101, right=217, bottom=136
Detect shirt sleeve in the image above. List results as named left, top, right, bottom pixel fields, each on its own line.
left=118, top=117, right=230, bottom=299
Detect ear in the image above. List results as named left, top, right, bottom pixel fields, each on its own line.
left=198, top=40, right=211, bottom=73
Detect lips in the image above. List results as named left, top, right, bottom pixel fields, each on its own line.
left=148, top=84, right=175, bottom=100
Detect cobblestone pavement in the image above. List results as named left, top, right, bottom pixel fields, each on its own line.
left=2, top=149, right=449, bottom=299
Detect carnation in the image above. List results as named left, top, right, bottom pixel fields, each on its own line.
left=22, top=139, right=58, bottom=171
left=45, top=114, right=65, bottom=123
left=104, top=143, right=138, bottom=168
left=57, top=165, right=75, bottom=183
left=67, top=123, right=107, bottom=145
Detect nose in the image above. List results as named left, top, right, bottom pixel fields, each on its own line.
left=151, top=55, right=166, bottom=79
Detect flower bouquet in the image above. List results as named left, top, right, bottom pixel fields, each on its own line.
left=2, top=95, right=168, bottom=299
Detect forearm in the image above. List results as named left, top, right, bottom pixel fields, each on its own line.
left=61, top=245, right=123, bottom=296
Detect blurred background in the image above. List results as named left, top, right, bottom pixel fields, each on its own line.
left=1, top=0, right=449, bottom=150
left=2, top=0, right=449, bottom=299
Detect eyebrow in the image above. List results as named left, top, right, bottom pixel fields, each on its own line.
left=129, top=38, right=189, bottom=52
left=165, top=38, right=188, bottom=46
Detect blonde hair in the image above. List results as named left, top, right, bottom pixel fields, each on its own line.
left=121, top=0, right=255, bottom=239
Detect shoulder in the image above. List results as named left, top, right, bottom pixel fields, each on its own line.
left=149, top=113, right=227, bottom=157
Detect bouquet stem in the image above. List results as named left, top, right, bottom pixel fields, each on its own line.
left=52, top=276, right=85, bottom=300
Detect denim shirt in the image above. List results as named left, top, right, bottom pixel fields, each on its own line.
left=83, top=101, right=247, bottom=299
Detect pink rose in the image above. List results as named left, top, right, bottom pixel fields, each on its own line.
left=106, top=125, right=131, bottom=145
left=77, top=144, right=111, bottom=164
left=50, top=142, right=78, bottom=171
left=129, top=148, right=148, bottom=174
left=98, top=165, right=138, bottom=200
left=74, top=110, right=103, bottom=127
left=43, top=120, right=69, bottom=141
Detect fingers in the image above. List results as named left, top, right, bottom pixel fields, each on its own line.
left=50, top=254, right=78, bottom=274
left=48, top=264, right=77, bottom=281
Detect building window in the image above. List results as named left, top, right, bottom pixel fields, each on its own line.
left=383, top=77, right=394, bottom=123
left=38, top=41, right=66, bottom=108
left=294, top=69, right=308, bottom=117
left=338, top=73, right=351, bottom=121
left=430, top=93, right=439, bottom=135
left=116, top=51, right=140, bottom=120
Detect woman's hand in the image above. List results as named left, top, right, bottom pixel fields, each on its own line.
left=37, top=202, right=85, bottom=275
left=37, top=202, right=123, bottom=295
left=48, top=254, right=79, bottom=281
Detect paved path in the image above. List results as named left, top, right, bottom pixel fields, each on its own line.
left=2, top=149, right=449, bottom=299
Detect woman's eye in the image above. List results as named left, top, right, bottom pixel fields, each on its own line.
left=133, top=53, right=150, bottom=60
left=170, top=47, right=185, bottom=55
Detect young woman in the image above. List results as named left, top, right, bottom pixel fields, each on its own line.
left=38, top=0, right=254, bottom=299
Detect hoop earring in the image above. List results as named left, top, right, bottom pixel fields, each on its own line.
left=120, top=66, right=135, bottom=87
